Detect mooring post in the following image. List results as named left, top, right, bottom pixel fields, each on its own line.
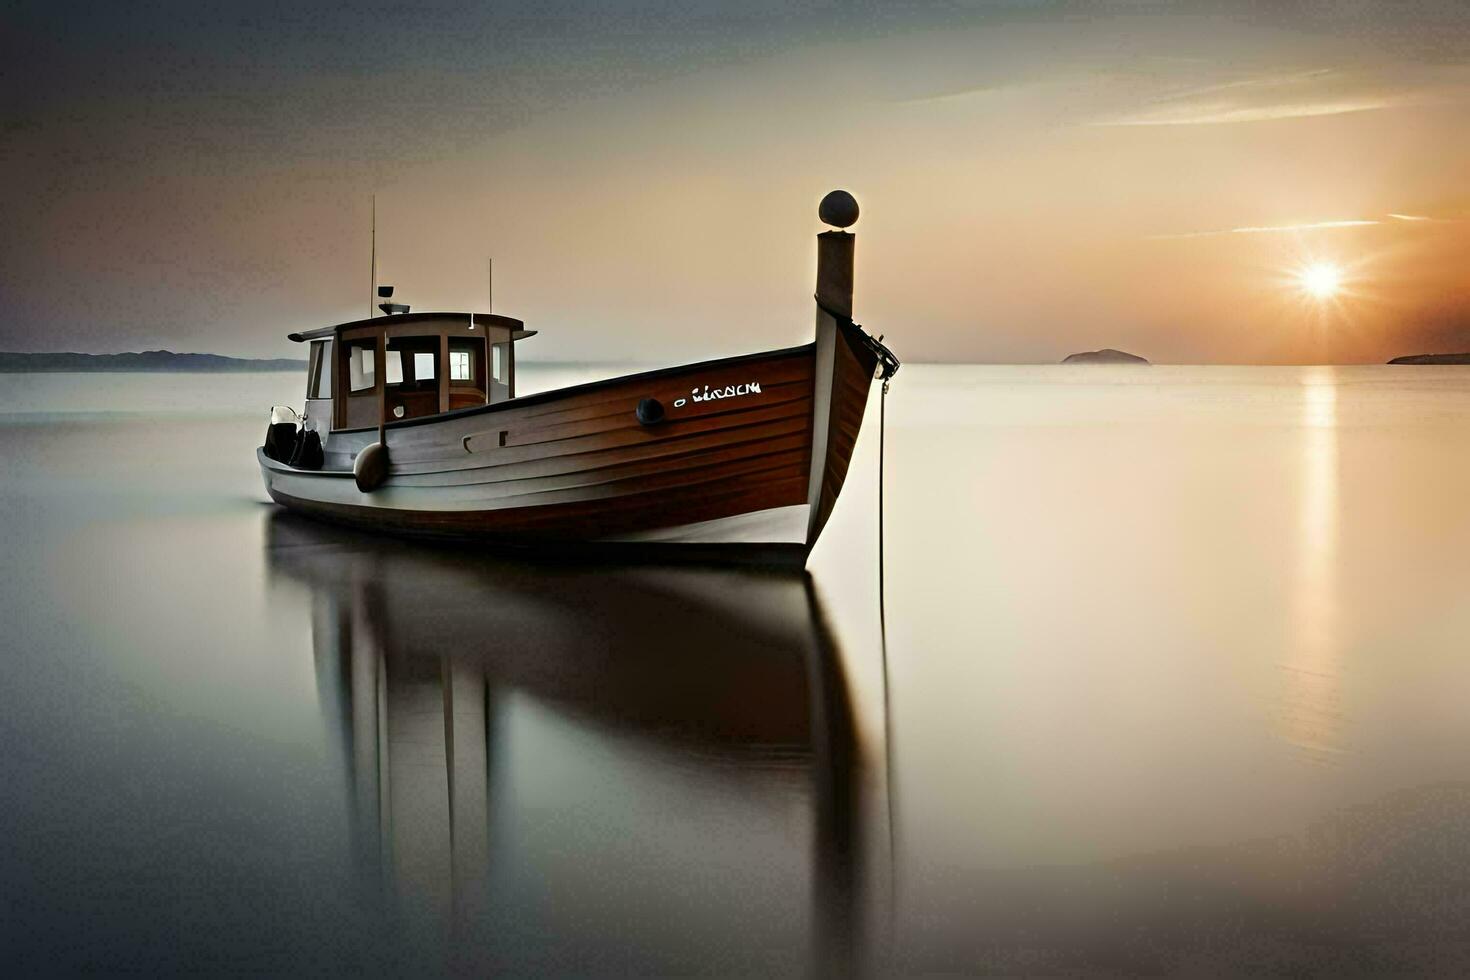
left=806, top=190, right=860, bottom=549
left=816, top=229, right=854, bottom=319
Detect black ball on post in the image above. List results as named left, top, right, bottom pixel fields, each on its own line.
left=818, top=190, right=859, bottom=229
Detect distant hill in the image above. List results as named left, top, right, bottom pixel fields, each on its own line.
left=0, top=350, right=306, bottom=372
left=1062, top=348, right=1150, bottom=365
left=1388, top=353, right=1470, bottom=365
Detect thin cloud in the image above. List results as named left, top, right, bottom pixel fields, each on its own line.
left=1101, top=97, right=1401, bottom=126
left=1384, top=213, right=1465, bottom=222
left=1149, top=219, right=1380, bottom=240
left=893, top=81, right=1014, bottom=105
left=1093, top=65, right=1441, bottom=127
left=1151, top=69, right=1336, bottom=102
left=1150, top=212, right=1463, bottom=239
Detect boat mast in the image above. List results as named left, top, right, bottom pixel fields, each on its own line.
left=369, top=195, right=377, bottom=318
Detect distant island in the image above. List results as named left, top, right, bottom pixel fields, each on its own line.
left=1387, top=353, right=1470, bottom=365
left=0, top=350, right=306, bottom=372
left=1062, top=348, right=1150, bottom=365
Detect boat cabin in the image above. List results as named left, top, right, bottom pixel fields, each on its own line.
left=289, top=312, right=537, bottom=433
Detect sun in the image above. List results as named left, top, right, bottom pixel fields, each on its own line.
left=1298, top=261, right=1343, bottom=300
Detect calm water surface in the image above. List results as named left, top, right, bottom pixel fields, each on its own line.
left=4, top=365, right=1470, bottom=974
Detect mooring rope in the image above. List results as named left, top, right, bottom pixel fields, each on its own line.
left=877, top=369, right=899, bottom=960
left=879, top=376, right=891, bottom=650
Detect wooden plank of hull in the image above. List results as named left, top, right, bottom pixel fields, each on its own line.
left=265, top=455, right=807, bottom=533
left=265, top=483, right=811, bottom=565
left=391, top=428, right=812, bottom=489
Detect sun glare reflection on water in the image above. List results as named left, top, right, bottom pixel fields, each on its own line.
left=1277, top=368, right=1343, bottom=764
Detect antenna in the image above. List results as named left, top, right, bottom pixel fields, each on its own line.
left=369, top=195, right=377, bottom=318
left=487, top=257, right=493, bottom=313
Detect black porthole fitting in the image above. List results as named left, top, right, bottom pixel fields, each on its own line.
left=635, top=398, right=665, bottom=425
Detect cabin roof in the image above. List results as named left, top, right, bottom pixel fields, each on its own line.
left=288, top=311, right=535, bottom=343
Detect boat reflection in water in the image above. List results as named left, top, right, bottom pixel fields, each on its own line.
left=265, top=512, right=875, bottom=975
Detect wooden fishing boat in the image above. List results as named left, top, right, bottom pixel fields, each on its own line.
left=257, top=191, right=898, bottom=561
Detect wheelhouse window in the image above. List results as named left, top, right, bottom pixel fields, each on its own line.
left=492, top=343, right=507, bottom=384
left=449, top=339, right=484, bottom=385
left=450, top=349, right=473, bottom=381
left=384, top=338, right=437, bottom=389
left=448, top=337, right=487, bottom=410
left=384, top=336, right=441, bottom=421
left=310, top=340, right=333, bottom=399
left=489, top=341, right=512, bottom=402
left=346, top=339, right=376, bottom=393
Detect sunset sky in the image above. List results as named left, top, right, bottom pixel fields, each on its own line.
left=4, top=1, right=1468, bottom=363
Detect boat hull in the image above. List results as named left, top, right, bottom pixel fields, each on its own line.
left=260, top=329, right=879, bottom=558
